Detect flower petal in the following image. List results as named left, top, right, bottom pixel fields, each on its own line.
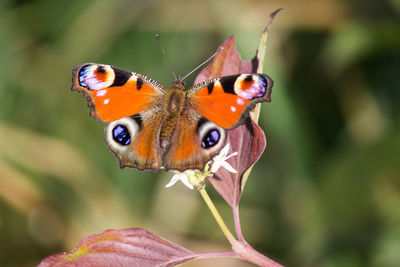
left=221, top=161, right=237, bottom=173
left=224, top=151, right=238, bottom=160
left=220, top=143, right=231, bottom=157
left=165, top=172, right=194, bottom=190
left=211, top=161, right=222, bottom=173
left=165, top=174, right=181, bottom=188
left=181, top=176, right=194, bottom=190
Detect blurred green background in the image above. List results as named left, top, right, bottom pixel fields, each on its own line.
left=0, top=0, right=399, bottom=266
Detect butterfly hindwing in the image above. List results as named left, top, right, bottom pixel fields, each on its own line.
left=189, top=74, right=273, bottom=129
left=72, top=63, right=165, bottom=122
left=104, top=108, right=165, bottom=171
left=164, top=108, right=227, bottom=171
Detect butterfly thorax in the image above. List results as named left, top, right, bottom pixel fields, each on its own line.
left=160, top=80, right=186, bottom=148
left=165, top=81, right=185, bottom=115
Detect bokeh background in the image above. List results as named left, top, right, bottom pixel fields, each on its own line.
left=1, top=0, right=399, bottom=266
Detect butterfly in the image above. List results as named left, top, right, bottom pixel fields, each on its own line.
left=72, top=61, right=273, bottom=171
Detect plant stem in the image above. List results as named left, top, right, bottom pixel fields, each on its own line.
left=195, top=251, right=238, bottom=260
left=232, top=205, right=284, bottom=267
left=236, top=243, right=284, bottom=267
left=198, top=187, right=237, bottom=246
left=199, top=186, right=284, bottom=267
left=233, top=204, right=245, bottom=242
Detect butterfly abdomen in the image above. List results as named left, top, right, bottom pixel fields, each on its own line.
left=160, top=84, right=186, bottom=148
left=160, top=115, right=177, bottom=148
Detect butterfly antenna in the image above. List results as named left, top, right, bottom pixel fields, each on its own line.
left=181, top=47, right=224, bottom=81
left=156, top=34, right=177, bottom=81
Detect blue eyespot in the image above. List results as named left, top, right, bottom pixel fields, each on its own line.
left=112, top=125, right=131, bottom=145
left=201, top=129, right=220, bottom=148
left=78, top=66, right=90, bottom=87
left=255, top=76, right=267, bottom=97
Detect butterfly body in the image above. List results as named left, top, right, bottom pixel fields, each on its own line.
left=72, top=63, right=273, bottom=171
left=159, top=81, right=186, bottom=148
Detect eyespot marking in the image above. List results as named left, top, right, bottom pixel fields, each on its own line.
left=244, top=75, right=253, bottom=82
left=96, top=65, right=106, bottom=73
left=105, top=117, right=140, bottom=152
left=78, top=64, right=114, bottom=90
left=201, top=129, right=221, bottom=148
left=234, top=74, right=267, bottom=99
left=198, top=120, right=225, bottom=149
left=78, top=65, right=90, bottom=87
left=112, top=125, right=131, bottom=146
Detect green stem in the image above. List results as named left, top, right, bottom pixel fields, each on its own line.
left=198, top=187, right=237, bottom=246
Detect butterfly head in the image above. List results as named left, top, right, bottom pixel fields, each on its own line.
left=171, top=78, right=185, bottom=91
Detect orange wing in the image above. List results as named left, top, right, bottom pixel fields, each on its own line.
left=165, top=109, right=227, bottom=171
left=72, top=63, right=165, bottom=122
left=105, top=112, right=164, bottom=171
left=189, top=74, right=273, bottom=129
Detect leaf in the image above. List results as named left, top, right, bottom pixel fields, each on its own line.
left=255, top=8, right=283, bottom=75
left=241, top=8, right=282, bottom=190
left=195, top=10, right=281, bottom=207
left=38, top=228, right=197, bottom=267
left=194, top=35, right=255, bottom=84
left=250, top=8, right=282, bottom=123
left=208, top=118, right=266, bottom=207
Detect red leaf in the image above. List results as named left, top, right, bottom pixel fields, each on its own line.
left=38, top=228, right=197, bottom=267
left=208, top=118, right=266, bottom=207
left=194, top=35, right=254, bottom=84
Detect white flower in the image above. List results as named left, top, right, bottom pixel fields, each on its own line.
left=211, top=143, right=238, bottom=173
left=165, top=170, right=195, bottom=189
left=165, top=143, right=238, bottom=190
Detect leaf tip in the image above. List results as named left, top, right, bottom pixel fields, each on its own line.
left=270, top=8, right=283, bottom=20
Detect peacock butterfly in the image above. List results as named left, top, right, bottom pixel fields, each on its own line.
left=72, top=48, right=273, bottom=171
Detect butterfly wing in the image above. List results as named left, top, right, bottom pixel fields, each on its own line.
left=165, top=73, right=272, bottom=171
left=72, top=63, right=165, bottom=122
left=104, top=111, right=164, bottom=171
left=164, top=109, right=227, bottom=171
left=73, top=65, right=272, bottom=171
left=73, top=63, right=166, bottom=170
left=188, top=74, right=273, bottom=129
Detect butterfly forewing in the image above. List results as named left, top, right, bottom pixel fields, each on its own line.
left=72, top=63, right=165, bottom=122
left=189, top=74, right=273, bottom=129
